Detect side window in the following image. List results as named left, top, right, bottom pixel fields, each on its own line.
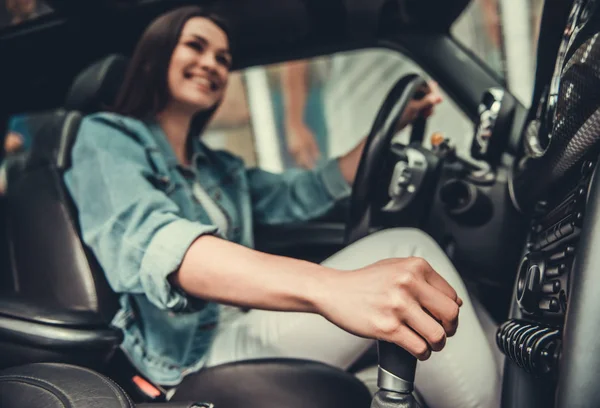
left=452, top=0, right=545, bottom=105
left=207, top=48, right=474, bottom=171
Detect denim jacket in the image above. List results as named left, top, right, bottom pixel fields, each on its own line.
left=64, top=112, right=351, bottom=386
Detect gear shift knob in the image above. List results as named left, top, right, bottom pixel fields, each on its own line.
left=370, top=341, right=420, bottom=408
left=377, top=341, right=416, bottom=392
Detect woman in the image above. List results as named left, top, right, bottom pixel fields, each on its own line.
left=64, top=6, right=501, bottom=408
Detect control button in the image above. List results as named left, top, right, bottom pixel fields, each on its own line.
left=523, top=327, right=551, bottom=373
left=559, top=222, right=574, bottom=237
left=504, top=324, right=522, bottom=353
left=510, top=325, right=532, bottom=363
left=553, top=225, right=563, bottom=240
left=545, top=264, right=566, bottom=278
left=559, top=290, right=568, bottom=310
left=516, top=326, right=538, bottom=368
left=542, top=280, right=561, bottom=294
left=527, top=265, right=542, bottom=292
left=538, top=298, right=560, bottom=312
left=430, top=132, right=445, bottom=147
left=519, top=265, right=543, bottom=313
left=549, top=246, right=576, bottom=261
left=582, top=160, right=594, bottom=174
left=535, top=201, right=548, bottom=215
left=497, top=321, right=518, bottom=351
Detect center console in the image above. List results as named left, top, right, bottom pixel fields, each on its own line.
left=499, top=157, right=595, bottom=378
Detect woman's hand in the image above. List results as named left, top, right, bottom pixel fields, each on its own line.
left=286, top=121, right=321, bottom=169
left=4, top=132, right=24, bottom=154
left=396, top=81, right=443, bottom=131
left=316, top=257, right=462, bottom=360
left=337, top=81, right=443, bottom=185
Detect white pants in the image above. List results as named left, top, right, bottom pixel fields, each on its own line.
left=204, top=228, right=502, bottom=408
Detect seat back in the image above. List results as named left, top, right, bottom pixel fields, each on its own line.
left=4, top=55, right=129, bottom=321
left=4, top=111, right=116, bottom=319
left=0, top=196, right=12, bottom=294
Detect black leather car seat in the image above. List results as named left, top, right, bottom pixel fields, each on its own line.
left=0, top=360, right=372, bottom=408
left=0, top=55, right=372, bottom=407
left=0, top=362, right=204, bottom=408
left=0, top=106, right=123, bottom=370
left=0, top=109, right=126, bottom=368
left=0, top=56, right=133, bottom=373
left=3, top=110, right=116, bottom=316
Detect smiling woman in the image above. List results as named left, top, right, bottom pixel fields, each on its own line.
left=60, top=5, right=501, bottom=408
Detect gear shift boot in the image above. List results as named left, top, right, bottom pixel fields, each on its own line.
left=371, top=390, right=421, bottom=408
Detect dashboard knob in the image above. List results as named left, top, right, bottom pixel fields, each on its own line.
left=517, top=263, right=543, bottom=313
left=542, top=280, right=561, bottom=294
left=539, top=298, right=560, bottom=312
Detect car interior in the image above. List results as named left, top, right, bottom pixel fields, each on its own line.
left=1, top=0, right=600, bottom=407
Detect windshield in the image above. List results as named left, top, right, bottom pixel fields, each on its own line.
left=0, top=0, right=52, bottom=28
left=452, top=0, right=545, bottom=105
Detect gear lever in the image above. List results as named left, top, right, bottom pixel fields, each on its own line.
left=371, top=341, right=420, bottom=408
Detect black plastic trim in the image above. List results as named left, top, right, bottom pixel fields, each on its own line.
left=555, top=160, right=600, bottom=407
left=255, top=222, right=345, bottom=251
left=0, top=296, right=106, bottom=328
left=0, top=314, right=122, bottom=350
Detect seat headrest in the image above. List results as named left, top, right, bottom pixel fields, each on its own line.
left=65, top=55, right=129, bottom=114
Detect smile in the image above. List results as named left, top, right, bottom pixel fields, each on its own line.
left=184, top=73, right=219, bottom=91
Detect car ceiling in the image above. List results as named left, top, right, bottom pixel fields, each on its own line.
left=0, top=0, right=469, bottom=114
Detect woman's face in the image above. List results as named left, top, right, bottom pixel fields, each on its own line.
left=166, top=17, right=232, bottom=114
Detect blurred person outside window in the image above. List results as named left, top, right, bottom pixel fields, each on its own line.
left=280, top=59, right=330, bottom=169
left=0, top=115, right=32, bottom=194
left=4, top=0, right=50, bottom=25
left=4, top=115, right=31, bottom=154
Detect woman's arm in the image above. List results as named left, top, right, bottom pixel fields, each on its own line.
left=173, top=235, right=329, bottom=312
left=172, top=234, right=463, bottom=360
left=247, top=158, right=352, bottom=225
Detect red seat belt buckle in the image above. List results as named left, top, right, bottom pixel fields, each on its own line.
left=132, top=375, right=166, bottom=401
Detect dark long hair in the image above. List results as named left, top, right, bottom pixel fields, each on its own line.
left=113, top=6, right=233, bottom=144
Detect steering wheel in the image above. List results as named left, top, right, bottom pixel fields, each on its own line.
left=345, top=73, right=430, bottom=245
